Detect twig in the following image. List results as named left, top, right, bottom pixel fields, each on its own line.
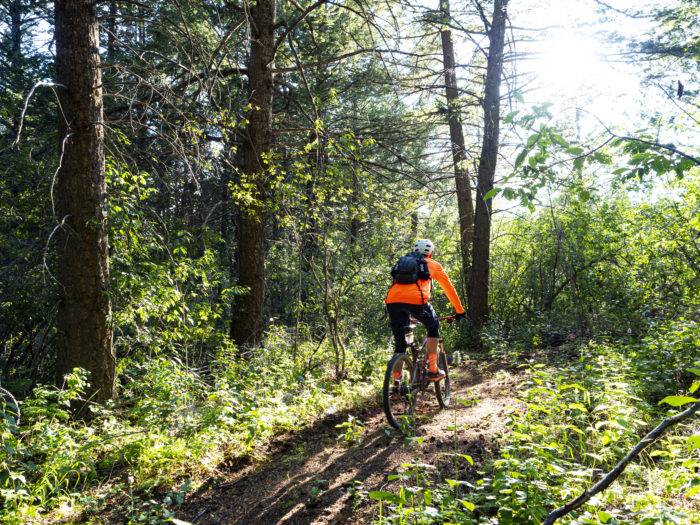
left=544, top=400, right=700, bottom=525
left=612, top=134, right=700, bottom=166
left=0, top=385, right=21, bottom=426
left=13, top=81, right=67, bottom=148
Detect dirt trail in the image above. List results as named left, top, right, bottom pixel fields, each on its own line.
left=181, top=361, right=522, bottom=525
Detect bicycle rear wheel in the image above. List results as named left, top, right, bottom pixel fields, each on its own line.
left=434, top=345, right=451, bottom=408
left=383, top=352, right=416, bottom=431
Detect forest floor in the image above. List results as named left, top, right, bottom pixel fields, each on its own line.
left=180, top=360, right=523, bottom=525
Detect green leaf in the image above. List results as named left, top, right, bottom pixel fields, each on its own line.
left=446, top=479, right=474, bottom=487
left=368, top=490, right=405, bottom=505
left=688, top=367, right=700, bottom=376
left=526, top=133, right=540, bottom=148
left=460, top=500, right=476, bottom=511
left=515, top=149, right=529, bottom=169
left=659, top=396, right=697, bottom=407
left=687, top=484, right=700, bottom=497
left=502, top=187, right=517, bottom=200
left=597, top=510, right=613, bottom=523
left=550, top=133, right=569, bottom=147
left=690, top=381, right=700, bottom=394
left=483, top=188, right=501, bottom=201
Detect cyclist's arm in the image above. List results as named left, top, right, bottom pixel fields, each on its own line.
left=427, top=259, right=465, bottom=314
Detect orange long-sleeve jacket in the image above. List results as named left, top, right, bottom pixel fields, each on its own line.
left=385, top=256, right=465, bottom=314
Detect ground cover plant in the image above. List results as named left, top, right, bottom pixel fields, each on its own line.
left=1, top=338, right=384, bottom=523
left=369, top=322, right=700, bottom=524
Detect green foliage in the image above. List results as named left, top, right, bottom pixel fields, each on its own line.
left=108, top=164, right=228, bottom=359
left=1, top=1, right=698, bottom=523
left=0, top=337, right=383, bottom=522
left=336, top=415, right=366, bottom=447
left=488, top=173, right=700, bottom=346
left=373, top=323, right=700, bottom=524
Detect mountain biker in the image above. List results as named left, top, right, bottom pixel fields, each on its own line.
left=386, top=239, right=466, bottom=381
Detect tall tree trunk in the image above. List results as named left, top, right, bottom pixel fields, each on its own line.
left=8, top=0, right=30, bottom=136
left=54, top=0, right=115, bottom=401
left=349, top=168, right=361, bottom=244
left=107, top=1, right=118, bottom=61
left=8, top=0, right=22, bottom=67
left=468, top=0, right=507, bottom=329
left=230, top=0, right=275, bottom=348
left=439, top=0, right=474, bottom=294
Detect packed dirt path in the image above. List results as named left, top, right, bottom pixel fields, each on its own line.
left=180, top=361, right=522, bottom=525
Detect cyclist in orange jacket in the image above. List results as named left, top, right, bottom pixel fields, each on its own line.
left=385, top=239, right=466, bottom=380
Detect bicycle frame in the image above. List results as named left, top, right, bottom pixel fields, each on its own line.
left=383, top=315, right=454, bottom=430
left=404, top=315, right=454, bottom=389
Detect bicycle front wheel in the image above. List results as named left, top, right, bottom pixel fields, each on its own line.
left=383, top=352, right=416, bottom=431
left=434, top=345, right=451, bottom=408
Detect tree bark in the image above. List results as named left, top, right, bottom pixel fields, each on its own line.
left=7, top=0, right=28, bottom=135
left=349, top=168, right=361, bottom=244
left=468, top=0, right=507, bottom=329
left=410, top=210, right=419, bottom=239
left=230, top=0, right=276, bottom=348
left=439, top=0, right=474, bottom=292
left=54, top=0, right=115, bottom=401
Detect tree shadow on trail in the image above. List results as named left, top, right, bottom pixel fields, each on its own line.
left=181, top=363, right=507, bottom=524
left=241, top=429, right=400, bottom=524
left=180, top=399, right=401, bottom=524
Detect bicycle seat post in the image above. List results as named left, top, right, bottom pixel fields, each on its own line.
left=403, top=324, right=415, bottom=345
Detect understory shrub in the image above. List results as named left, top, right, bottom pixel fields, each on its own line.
left=0, top=333, right=384, bottom=524
left=372, top=320, right=700, bottom=524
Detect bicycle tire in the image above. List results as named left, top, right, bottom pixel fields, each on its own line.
left=383, top=352, right=416, bottom=431
left=434, top=346, right=451, bottom=408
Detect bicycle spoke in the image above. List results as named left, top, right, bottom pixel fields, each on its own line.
left=383, top=353, right=417, bottom=431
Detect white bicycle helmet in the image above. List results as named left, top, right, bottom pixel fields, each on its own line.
left=413, top=238, right=434, bottom=256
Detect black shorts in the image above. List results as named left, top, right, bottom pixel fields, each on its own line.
left=386, top=302, right=439, bottom=353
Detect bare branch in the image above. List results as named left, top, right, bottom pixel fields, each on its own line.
left=274, top=0, right=329, bottom=53
left=544, top=401, right=700, bottom=525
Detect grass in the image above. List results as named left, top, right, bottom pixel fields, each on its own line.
left=0, top=336, right=385, bottom=524
left=3, top=320, right=698, bottom=524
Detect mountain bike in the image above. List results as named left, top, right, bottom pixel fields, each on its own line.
left=382, top=315, right=455, bottom=431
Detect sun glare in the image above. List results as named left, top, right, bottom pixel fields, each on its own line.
left=534, top=33, right=607, bottom=96
left=513, top=0, right=647, bottom=126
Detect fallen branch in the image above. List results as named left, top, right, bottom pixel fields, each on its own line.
left=544, top=399, right=700, bottom=525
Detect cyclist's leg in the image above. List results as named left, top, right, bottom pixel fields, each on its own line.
left=386, top=303, right=410, bottom=380
left=386, top=303, right=410, bottom=353
left=410, top=303, right=443, bottom=377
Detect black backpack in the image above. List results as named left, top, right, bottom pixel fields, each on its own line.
left=391, top=252, right=431, bottom=284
